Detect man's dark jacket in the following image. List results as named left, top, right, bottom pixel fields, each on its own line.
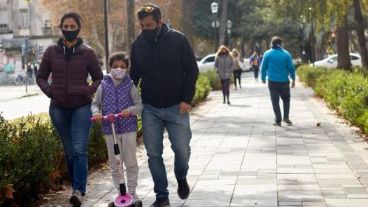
left=130, top=24, right=199, bottom=108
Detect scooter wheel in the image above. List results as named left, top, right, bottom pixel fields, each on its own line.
left=108, top=201, right=114, bottom=207
left=134, top=200, right=142, bottom=207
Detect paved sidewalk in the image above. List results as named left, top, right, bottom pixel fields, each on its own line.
left=45, top=72, right=368, bottom=207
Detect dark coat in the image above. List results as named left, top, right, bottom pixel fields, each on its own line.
left=130, top=24, right=199, bottom=108
left=36, top=38, right=103, bottom=109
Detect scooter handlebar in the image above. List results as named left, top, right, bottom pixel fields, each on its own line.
left=90, top=113, right=123, bottom=122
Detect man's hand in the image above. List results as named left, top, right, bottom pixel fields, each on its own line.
left=121, top=109, right=130, bottom=118
left=92, top=113, right=103, bottom=123
left=180, top=102, right=191, bottom=114
left=291, top=80, right=296, bottom=88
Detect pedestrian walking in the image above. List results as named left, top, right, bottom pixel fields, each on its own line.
left=215, top=45, right=233, bottom=105
left=250, top=51, right=260, bottom=82
left=91, top=52, right=142, bottom=204
left=261, top=36, right=295, bottom=126
left=130, top=4, right=198, bottom=207
left=231, top=49, right=242, bottom=90
left=36, top=12, right=103, bottom=207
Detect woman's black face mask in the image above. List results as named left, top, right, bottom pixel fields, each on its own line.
left=62, top=29, right=80, bottom=42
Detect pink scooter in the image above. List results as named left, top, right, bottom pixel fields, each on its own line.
left=91, top=113, right=142, bottom=207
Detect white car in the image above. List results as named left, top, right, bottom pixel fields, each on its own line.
left=312, top=53, right=361, bottom=68
left=197, top=54, right=251, bottom=72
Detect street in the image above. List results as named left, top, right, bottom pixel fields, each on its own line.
left=0, top=84, right=49, bottom=120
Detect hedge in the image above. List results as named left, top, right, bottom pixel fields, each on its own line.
left=297, top=65, right=368, bottom=134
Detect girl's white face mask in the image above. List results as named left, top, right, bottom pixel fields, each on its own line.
left=110, top=68, right=127, bottom=80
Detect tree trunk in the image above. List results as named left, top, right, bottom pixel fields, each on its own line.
left=336, top=15, right=352, bottom=70
left=353, top=0, right=368, bottom=71
left=126, top=0, right=135, bottom=54
left=219, top=0, right=229, bottom=46
left=181, top=0, right=195, bottom=46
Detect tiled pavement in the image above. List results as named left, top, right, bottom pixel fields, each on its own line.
left=58, top=72, right=368, bottom=207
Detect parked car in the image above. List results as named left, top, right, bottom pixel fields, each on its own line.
left=197, top=53, right=251, bottom=72
left=311, top=53, right=361, bottom=68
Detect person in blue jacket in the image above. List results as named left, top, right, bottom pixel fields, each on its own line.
left=261, top=36, right=295, bottom=126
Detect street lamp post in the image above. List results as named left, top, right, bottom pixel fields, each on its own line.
left=211, top=2, right=219, bottom=52
left=300, top=15, right=306, bottom=63
left=309, top=6, right=315, bottom=66
left=227, top=20, right=232, bottom=47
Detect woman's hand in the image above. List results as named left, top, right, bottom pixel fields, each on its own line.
left=92, top=113, right=103, bottom=122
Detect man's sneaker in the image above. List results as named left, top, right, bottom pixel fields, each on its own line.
left=149, top=198, right=170, bottom=207
left=177, top=178, right=190, bottom=199
left=273, top=122, right=281, bottom=127
left=69, top=190, right=83, bottom=207
left=283, top=119, right=293, bottom=125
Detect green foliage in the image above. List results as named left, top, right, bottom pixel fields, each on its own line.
left=297, top=65, right=368, bottom=134
left=0, top=114, right=108, bottom=205
left=193, top=0, right=303, bottom=56
left=200, top=70, right=222, bottom=90
left=0, top=114, right=62, bottom=204
left=192, top=73, right=212, bottom=106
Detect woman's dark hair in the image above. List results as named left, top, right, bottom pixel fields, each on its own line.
left=108, top=52, right=130, bottom=69
left=271, top=36, right=283, bottom=47
left=59, top=12, right=83, bottom=29
left=137, top=4, right=161, bottom=23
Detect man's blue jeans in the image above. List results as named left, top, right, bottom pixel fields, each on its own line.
left=142, top=104, right=192, bottom=199
left=49, top=104, right=92, bottom=195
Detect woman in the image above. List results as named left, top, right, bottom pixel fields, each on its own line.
left=215, top=45, right=233, bottom=105
left=231, top=49, right=243, bottom=90
left=250, top=51, right=260, bottom=82
left=36, top=12, right=103, bottom=207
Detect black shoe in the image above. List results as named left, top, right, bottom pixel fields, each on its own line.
left=273, top=122, right=281, bottom=127
left=177, top=178, right=190, bottom=199
left=283, top=119, right=293, bottom=125
left=69, top=190, right=82, bottom=207
left=150, top=198, right=170, bottom=207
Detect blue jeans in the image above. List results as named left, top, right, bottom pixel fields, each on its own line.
left=142, top=104, right=192, bottom=199
left=49, top=104, right=92, bottom=195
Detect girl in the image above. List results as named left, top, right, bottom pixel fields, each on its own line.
left=91, top=52, right=142, bottom=201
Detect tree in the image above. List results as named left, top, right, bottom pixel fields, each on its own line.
left=219, top=0, right=229, bottom=46
left=127, top=0, right=135, bottom=53
left=40, top=0, right=127, bottom=63
left=181, top=0, right=197, bottom=46
left=353, top=0, right=368, bottom=71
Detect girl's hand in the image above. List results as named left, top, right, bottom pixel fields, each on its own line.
left=121, top=109, right=130, bottom=118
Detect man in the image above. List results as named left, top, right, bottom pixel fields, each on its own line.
left=261, top=36, right=295, bottom=126
left=130, top=4, right=199, bottom=207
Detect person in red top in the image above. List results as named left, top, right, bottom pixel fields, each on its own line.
left=36, top=12, right=103, bottom=207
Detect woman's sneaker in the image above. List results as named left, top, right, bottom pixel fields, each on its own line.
left=70, top=190, right=83, bottom=207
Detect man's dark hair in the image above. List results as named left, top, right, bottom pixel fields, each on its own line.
left=59, top=12, right=82, bottom=29
left=271, top=36, right=283, bottom=47
left=137, top=4, right=161, bottom=22
left=108, top=52, right=130, bottom=69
